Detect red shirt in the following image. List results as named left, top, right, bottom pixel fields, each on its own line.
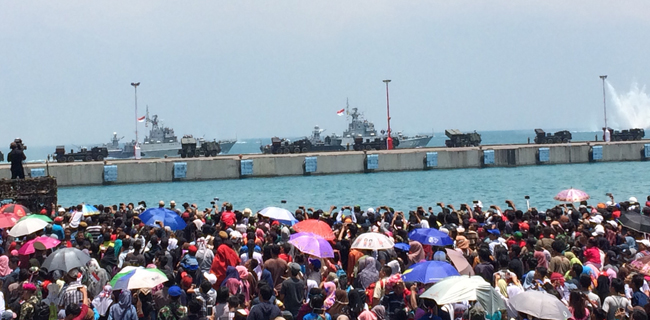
left=221, top=211, right=236, bottom=228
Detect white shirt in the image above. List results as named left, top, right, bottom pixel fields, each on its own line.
left=69, top=210, right=84, bottom=229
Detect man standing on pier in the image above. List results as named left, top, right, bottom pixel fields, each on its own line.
left=7, top=142, right=25, bottom=179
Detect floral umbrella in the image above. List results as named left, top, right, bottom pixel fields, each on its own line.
left=554, top=188, right=589, bottom=202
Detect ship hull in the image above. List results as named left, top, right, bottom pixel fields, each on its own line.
left=395, top=136, right=433, bottom=149
left=219, top=141, right=236, bottom=154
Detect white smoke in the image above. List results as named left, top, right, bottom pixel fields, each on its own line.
left=607, top=81, right=650, bottom=129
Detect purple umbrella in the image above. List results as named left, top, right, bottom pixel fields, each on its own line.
left=288, top=232, right=334, bottom=258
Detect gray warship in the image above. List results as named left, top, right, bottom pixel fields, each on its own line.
left=337, top=107, right=432, bottom=149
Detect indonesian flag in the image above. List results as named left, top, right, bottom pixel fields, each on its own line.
left=137, top=116, right=145, bottom=122
left=336, top=108, right=345, bottom=116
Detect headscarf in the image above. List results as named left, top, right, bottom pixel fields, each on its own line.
left=328, top=289, right=350, bottom=317
left=236, top=265, right=251, bottom=302
left=387, top=260, right=400, bottom=275
left=113, top=239, right=122, bottom=258
left=408, top=241, right=425, bottom=264
left=167, top=238, right=178, bottom=251
left=564, top=252, right=582, bottom=266
left=323, top=281, right=337, bottom=309
left=358, top=256, right=379, bottom=289
left=109, top=290, right=135, bottom=320
left=223, top=266, right=242, bottom=295
left=92, top=285, right=114, bottom=316
left=260, top=268, right=274, bottom=288
left=101, top=247, right=118, bottom=273
left=255, top=229, right=265, bottom=245
left=0, top=255, right=12, bottom=276
left=358, top=310, right=378, bottom=320
left=550, top=272, right=565, bottom=286
left=496, top=279, right=508, bottom=298
left=371, top=305, right=386, bottom=320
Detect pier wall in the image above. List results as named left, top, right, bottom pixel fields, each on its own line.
left=1, top=141, right=647, bottom=187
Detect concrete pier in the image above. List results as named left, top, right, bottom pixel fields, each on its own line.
left=0, top=140, right=648, bottom=187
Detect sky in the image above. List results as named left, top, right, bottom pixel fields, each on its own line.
left=2, top=1, right=650, bottom=147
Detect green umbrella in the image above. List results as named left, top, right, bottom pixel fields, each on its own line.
left=110, top=266, right=168, bottom=290
left=18, top=214, right=53, bottom=223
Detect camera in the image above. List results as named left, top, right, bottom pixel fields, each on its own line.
left=524, top=195, right=530, bottom=200
left=11, top=138, right=26, bottom=150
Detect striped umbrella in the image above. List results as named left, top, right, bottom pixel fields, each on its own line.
left=0, top=204, right=29, bottom=218
left=110, top=266, right=168, bottom=290
left=18, top=214, right=53, bottom=223
left=554, top=188, right=589, bottom=202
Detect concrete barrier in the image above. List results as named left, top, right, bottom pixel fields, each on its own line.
left=0, top=140, right=647, bottom=186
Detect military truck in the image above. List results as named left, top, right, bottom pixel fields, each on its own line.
left=603, top=128, right=645, bottom=141
left=444, top=129, right=481, bottom=147
left=352, top=136, right=399, bottom=151
left=179, top=135, right=221, bottom=158
left=534, top=129, right=572, bottom=144
left=54, top=146, right=108, bottom=162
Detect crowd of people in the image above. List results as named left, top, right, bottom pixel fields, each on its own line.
left=2, top=195, right=650, bottom=320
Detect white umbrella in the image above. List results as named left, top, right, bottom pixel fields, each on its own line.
left=258, top=207, right=297, bottom=225
left=351, top=232, right=394, bottom=250
left=421, top=275, right=505, bottom=316
left=8, top=217, right=49, bottom=237
left=509, top=290, right=570, bottom=320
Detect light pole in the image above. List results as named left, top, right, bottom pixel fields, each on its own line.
left=131, top=82, right=141, bottom=159
left=383, top=79, right=393, bottom=150
left=600, top=75, right=609, bottom=141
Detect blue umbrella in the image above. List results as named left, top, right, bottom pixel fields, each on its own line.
left=138, top=208, right=187, bottom=230
left=408, top=228, right=454, bottom=246
left=394, top=242, right=410, bottom=251
left=402, top=260, right=460, bottom=284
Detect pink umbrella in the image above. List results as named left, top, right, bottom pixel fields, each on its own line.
left=18, top=236, right=61, bottom=255
left=554, top=188, right=589, bottom=202
left=288, top=232, right=334, bottom=258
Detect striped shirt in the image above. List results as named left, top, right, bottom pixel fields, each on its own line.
left=86, top=225, right=103, bottom=243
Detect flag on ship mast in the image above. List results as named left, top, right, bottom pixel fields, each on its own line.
left=137, top=116, right=145, bottom=122
left=336, top=108, right=345, bottom=116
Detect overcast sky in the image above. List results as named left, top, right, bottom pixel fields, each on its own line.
left=2, top=1, right=650, bottom=146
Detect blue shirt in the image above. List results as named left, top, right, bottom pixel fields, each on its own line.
left=52, top=224, right=64, bottom=241
left=303, top=313, right=331, bottom=320
left=633, top=291, right=649, bottom=307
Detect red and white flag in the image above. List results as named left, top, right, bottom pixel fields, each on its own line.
left=336, top=108, right=345, bottom=116
left=137, top=116, right=145, bottom=122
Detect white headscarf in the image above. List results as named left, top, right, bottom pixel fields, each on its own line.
left=92, top=285, right=114, bottom=316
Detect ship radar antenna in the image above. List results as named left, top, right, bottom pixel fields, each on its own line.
left=346, top=97, right=350, bottom=120
left=145, top=105, right=149, bottom=128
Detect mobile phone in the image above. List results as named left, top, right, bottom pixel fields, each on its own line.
left=210, top=201, right=215, bottom=205
left=472, top=200, right=478, bottom=204
left=213, top=197, right=219, bottom=201
left=437, top=202, right=443, bottom=206
left=460, top=204, right=467, bottom=210
left=281, top=200, right=287, bottom=204
left=524, top=195, right=530, bottom=200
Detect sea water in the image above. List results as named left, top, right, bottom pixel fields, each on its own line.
left=59, top=161, right=650, bottom=213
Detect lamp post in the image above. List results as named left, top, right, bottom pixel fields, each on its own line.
left=383, top=79, right=393, bottom=150
left=131, top=82, right=141, bottom=159
left=600, top=75, right=609, bottom=142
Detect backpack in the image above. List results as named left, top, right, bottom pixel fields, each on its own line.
left=32, top=301, right=51, bottom=320
left=611, top=296, right=628, bottom=320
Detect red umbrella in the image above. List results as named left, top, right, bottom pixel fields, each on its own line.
left=0, top=204, right=30, bottom=218
left=292, top=219, right=335, bottom=241
left=0, top=212, right=20, bottom=229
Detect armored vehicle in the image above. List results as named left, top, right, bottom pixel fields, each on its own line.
left=179, top=135, right=221, bottom=158
left=54, top=146, right=108, bottom=162
left=604, top=128, right=645, bottom=141
left=352, top=136, right=399, bottom=151
left=444, top=129, right=481, bottom=147
left=260, top=126, right=347, bottom=154
left=534, top=129, right=572, bottom=144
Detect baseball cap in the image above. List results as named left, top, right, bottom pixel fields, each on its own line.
left=289, top=262, right=301, bottom=274
left=203, top=272, right=217, bottom=285
left=168, top=285, right=182, bottom=297
left=487, top=229, right=501, bottom=236
left=188, top=245, right=197, bottom=255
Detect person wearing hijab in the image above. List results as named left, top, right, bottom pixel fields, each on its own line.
left=222, top=266, right=242, bottom=295
left=357, top=256, right=379, bottom=290
left=108, top=290, right=138, bottom=320
left=210, top=237, right=241, bottom=288
left=236, top=265, right=251, bottom=303
left=358, top=305, right=386, bottom=320
left=408, top=242, right=425, bottom=266
left=327, top=289, right=350, bottom=319
left=323, top=281, right=337, bottom=310
left=101, top=247, right=118, bottom=275
left=113, top=239, right=122, bottom=259
left=92, top=285, right=114, bottom=320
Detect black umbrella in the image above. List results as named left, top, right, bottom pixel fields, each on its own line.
left=619, top=212, right=650, bottom=233
left=42, top=247, right=91, bottom=272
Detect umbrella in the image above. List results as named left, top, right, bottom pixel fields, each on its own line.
left=0, top=212, right=21, bottom=229
left=81, top=204, right=100, bottom=216
left=18, top=214, right=52, bottom=223
left=8, top=217, right=49, bottom=237
left=18, top=236, right=61, bottom=255
left=554, top=188, right=589, bottom=202
left=292, top=219, right=335, bottom=240
left=445, top=249, right=475, bottom=276
left=110, top=266, right=168, bottom=290
left=509, top=290, right=570, bottom=320
left=618, top=212, right=650, bottom=233
left=629, top=255, right=650, bottom=276
left=351, top=232, right=394, bottom=250
left=408, top=228, right=454, bottom=246
left=0, top=204, right=29, bottom=217
left=138, top=207, right=186, bottom=231
left=421, top=275, right=505, bottom=315
left=259, top=207, right=298, bottom=225
left=42, top=247, right=91, bottom=272
left=401, top=261, right=460, bottom=284
left=395, top=243, right=411, bottom=251
left=288, top=232, right=334, bottom=258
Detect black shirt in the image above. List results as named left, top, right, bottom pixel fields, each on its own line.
left=280, top=277, right=305, bottom=316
